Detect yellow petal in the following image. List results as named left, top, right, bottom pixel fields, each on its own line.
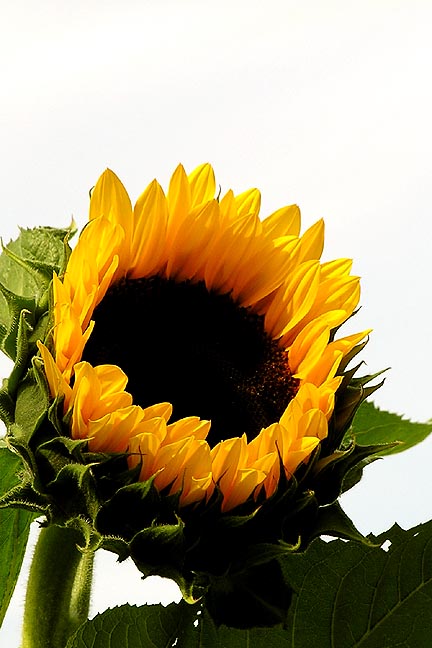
left=166, top=164, right=192, bottom=247
left=221, top=467, right=266, bottom=512
left=37, top=342, right=72, bottom=404
left=166, top=416, right=211, bottom=443
left=89, top=170, right=133, bottom=274
left=265, top=261, right=321, bottom=339
left=89, top=169, right=133, bottom=227
left=129, top=180, right=168, bottom=279
left=262, top=204, right=301, bottom=238
left=288, top=318, right=330, bottom=378
left=297, top=219, right=324, bottom=262
left=165, top=200, right=220, bottom=281
left=234, top=188, right=261, bottom=219
left=188, top=163, right=216, bottom=207
left=219, top=189, right=239, bottom=224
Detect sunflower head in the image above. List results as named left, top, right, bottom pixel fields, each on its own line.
left=0, top=164, right=384, bottom=627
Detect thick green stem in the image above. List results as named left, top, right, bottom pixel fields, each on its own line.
left=22, top=525, right=94, bottom=648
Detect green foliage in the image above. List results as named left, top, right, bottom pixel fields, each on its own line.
left=0, top=225, right=73, bottom=362
left=66, top=521, right=432, bottom=647
left=282, top=520, right=432, bottom=647
left=0, top=447, right=36, bottom=627
left=350, top=401, right=432, bottom=455
left=66, top=601, right=199, bottom=648
left=0, top=226, right=71, bottom=296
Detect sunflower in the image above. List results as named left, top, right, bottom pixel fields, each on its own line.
left=37, top=163, right=368, bottom=514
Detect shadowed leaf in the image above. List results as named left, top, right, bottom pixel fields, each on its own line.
left=282, top=521, right=432, bottom=647
left=0, top=447, right=36, bottom=627
left=66, top=601, right=198, bottom=648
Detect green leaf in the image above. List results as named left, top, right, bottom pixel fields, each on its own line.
left=282, top=521, right=432, bottom=647
left=0, top=447, right=36, bottom=627
left=187, top=609, right=293, bottom=647
left=0, top=225, right=72, bottom=357
left=349, top=401, right=432, bottom=455
left=66, top=601, right=292, bottom=648
left=0, top=226, right=71, bottom=297
left=66, top=601, right=199, bottom=648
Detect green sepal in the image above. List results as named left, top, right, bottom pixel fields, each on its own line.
left=5, top=308, right=34, bottom=392
left=130, top=518, right=186, bottom=579
left=33, top=435, right=103, bottom=525
left=36, top=435, right=91, bottom=477
left=13, top=360, right=50, bottom=440
left=64, top=515, right=102, bottom=553
left=95, top=479, right=164, bottom=541
left=46, top=463, right=98, bottom=524
left=6, top=435, right=39, bottom=479
left=325, top=333, right=387, bottom=455
left=309, top=337, right=391, bottom=509
left=0, top=284, right=38, bottom=361
left=96, top=478, right=198, bottom=601
left=0, top=386, right=14, bottom=426
left=93, top=464, right=320, bottom=613
left=306, top=500, right=377, bottom=544
left=229, top=538, right=301, bottom=576
left=99, top=536, right=131, bottom=563
left=0, top=477, right=49, bottom=515
left=310, top=440, right=396, bottom=505
left=336, top=335, right=368, bottom=370
left=330, top=376, right=385, bottom=451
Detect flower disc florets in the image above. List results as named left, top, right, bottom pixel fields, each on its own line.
left=82, top=275, right=300, bottom=444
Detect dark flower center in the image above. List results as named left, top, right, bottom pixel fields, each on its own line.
left=82, top=276, right=299, bottom=445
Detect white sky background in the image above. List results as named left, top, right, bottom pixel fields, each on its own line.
left=1, top=0, right=432, bottom=643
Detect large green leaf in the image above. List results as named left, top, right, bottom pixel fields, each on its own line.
left=282, top=521, right=432, bottom=647
left=0, top=447, right=36, bottom=627
left=349, top=401, right=432, bottom=455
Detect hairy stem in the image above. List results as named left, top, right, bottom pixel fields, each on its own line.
left=22, top=525, right=94, bottom=648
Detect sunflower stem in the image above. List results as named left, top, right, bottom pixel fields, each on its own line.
left=22, top=525, right=94, bottom=648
